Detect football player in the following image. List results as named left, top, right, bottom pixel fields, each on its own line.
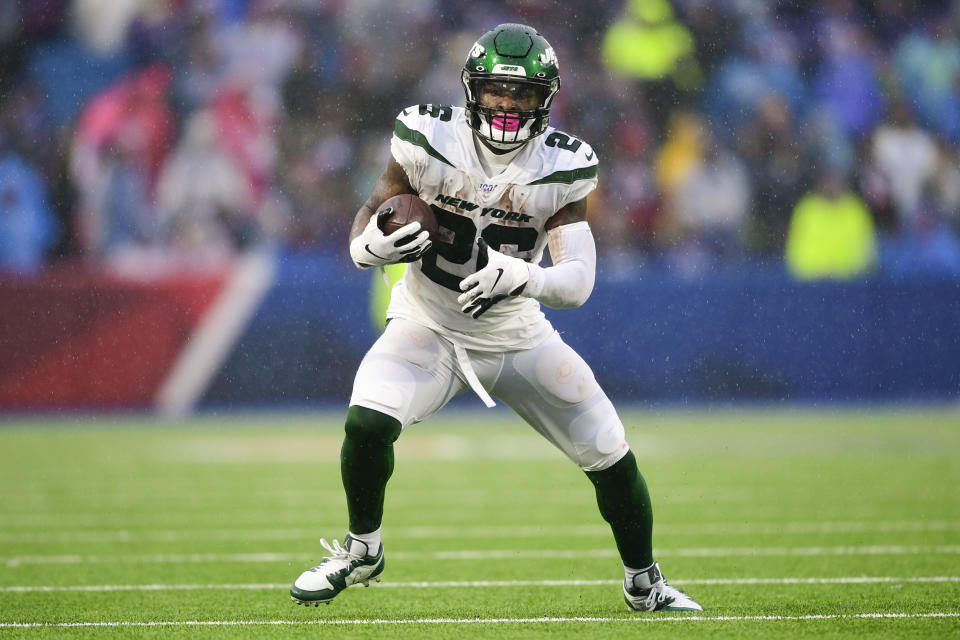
left=290, top=23, right=702, bottom=613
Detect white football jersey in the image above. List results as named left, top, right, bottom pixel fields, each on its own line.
left=387, top=104, right=598, bottom=352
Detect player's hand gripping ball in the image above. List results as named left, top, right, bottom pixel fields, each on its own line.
left=351, top=195, right=436, bottom=267
left=377, top=194, right=438, bottom=242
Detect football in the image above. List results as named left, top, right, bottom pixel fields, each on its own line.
left=377, top=194, right=438, bottom=241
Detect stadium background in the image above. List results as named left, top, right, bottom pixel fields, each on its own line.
left=1, top=0, right=959, bottom=412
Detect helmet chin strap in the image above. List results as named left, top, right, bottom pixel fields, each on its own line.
left=479, top=136, right=527, bottom=152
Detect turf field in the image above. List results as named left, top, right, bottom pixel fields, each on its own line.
left=1, top=407, right=958, bottom=639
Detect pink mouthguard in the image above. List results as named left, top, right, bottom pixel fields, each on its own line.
left=491, top=112, right=521, bottom=132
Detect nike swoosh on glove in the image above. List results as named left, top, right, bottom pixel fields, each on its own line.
left=349, top=207, right=432, bottom=269
left=457, top=238, right=530, bottom=318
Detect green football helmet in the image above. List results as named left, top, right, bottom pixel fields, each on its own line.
left=461, top=23, right=561, bottom=150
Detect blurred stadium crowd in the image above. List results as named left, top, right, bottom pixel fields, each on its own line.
left=2, top=0, right=960, bottom=280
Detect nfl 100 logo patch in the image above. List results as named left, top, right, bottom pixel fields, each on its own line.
left=479, top=183, right=496, bottom=196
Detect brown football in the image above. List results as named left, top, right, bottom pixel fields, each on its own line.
left=376, top=194, right=438, bottom=241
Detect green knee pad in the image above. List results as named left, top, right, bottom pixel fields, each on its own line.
left=344, top=405, right=402, bottom=446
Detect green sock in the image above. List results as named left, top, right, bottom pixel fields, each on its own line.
left=340, top=406, right=402, bottom=534
left=585, top=450, right=655, bottom=569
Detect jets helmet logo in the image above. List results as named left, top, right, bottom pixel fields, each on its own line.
left=538, top=46, right=558, bottom=68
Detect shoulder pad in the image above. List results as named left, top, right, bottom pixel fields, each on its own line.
left=541, top=129, right=598, bottom=167
left=528, top=129, right=599, bottom=186
left=394, top=104, right=459, bottom=168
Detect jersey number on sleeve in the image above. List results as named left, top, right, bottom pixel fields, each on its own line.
left=421, top=205, right=538, bottom=291
left=544, top=132, right=582, bottom=153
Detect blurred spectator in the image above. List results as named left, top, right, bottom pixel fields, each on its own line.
left=0, top=0, right=958, bottom=278
left=680, top=0, right=738, bottom=77
left=654, top=110, right=752, bottom=274
left=702, top=17, right=807, bottom=140
left=737, top=93, right=810, bottom=255
left=209, top=83, right=277, bottom=208
left=813, top=22, right=885, bottom=140
left=670, top=137, right=752, bottom=260
left=930, top=138, right=960, bottom=229
left=73, top=0, right=151, bottom=54
left=603, top=0, right=701, bottom=131
left=89, top=142, right=159, bottom=257
left=173, top=12, right=225, bottom=115
left=603, top=0, right=697, bottom=83
left=280, top=40, right=323, bottom=123
left=0, top=146, right=58, bottom=274
left=893, top=11, right=960, bottom=141
left=873, top=123, right=960, bottom=278
left=339, top=0, right=441, bottom=117
left=216, top=2, right=302, bottom=94
left=785, top=169, right=878, bottom=280
left=125, top=1, right=188, bottom=66
left=655, top=109, right=706, bottom=205
left=71, top=65, right=175, bottom=256
left=869, top=99, right=939, bottom=225
left=277, top=95, right=356, bottom=249
left=596, top=119, right=661, bottom=254
left=156, top=109, right=254, bottom=254
left=71, top=64, right=175, bottom=194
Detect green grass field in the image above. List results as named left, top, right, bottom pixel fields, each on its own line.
left=1, top=407, right=958, bottom=639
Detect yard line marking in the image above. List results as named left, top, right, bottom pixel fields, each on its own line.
left=7, top=545, right=960, bottom=566
left=2, top=584, right=286, bottom=592
left=1, top=612, right=958, bottom=628
left=681, top=576, right=960, bottom=585
left=5, top=508, right=953, bottom=528
left=410, top=546, right=960, bottom=561
left=389, top=520, right=960, bottom=537
left=2, top=576, right=958, bottom=593
left=1, top=520, right=957, bottom=543
left=0, top=529, right=314, bottom=544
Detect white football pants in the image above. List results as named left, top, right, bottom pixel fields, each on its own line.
left=350, top=318, right=629, bottom=471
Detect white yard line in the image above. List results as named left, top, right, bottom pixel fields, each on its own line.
left=5, top=545, right=960, bottom=567
left=414, top=546, right=960, bottom=560
left=1, top=576, right=958, bottom=593
left=0, top=520, right=956, bottom=543
left=1, top=612, right=958, bottom=628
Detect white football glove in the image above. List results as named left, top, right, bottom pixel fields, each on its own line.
left=349, top=208, right=432, bottom=269
left=457, top=238, right=530, bottom=318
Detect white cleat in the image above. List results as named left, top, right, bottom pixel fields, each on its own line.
left=623, top=562, right=703, bottom=612
left=290, top=534, right=384, bottom=606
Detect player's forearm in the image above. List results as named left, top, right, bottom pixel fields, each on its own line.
left=350, top=155, right=417, bottom=244
left=522, top=221, right=596, bottom=308
left=349, top=204, right=376, bottom=244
